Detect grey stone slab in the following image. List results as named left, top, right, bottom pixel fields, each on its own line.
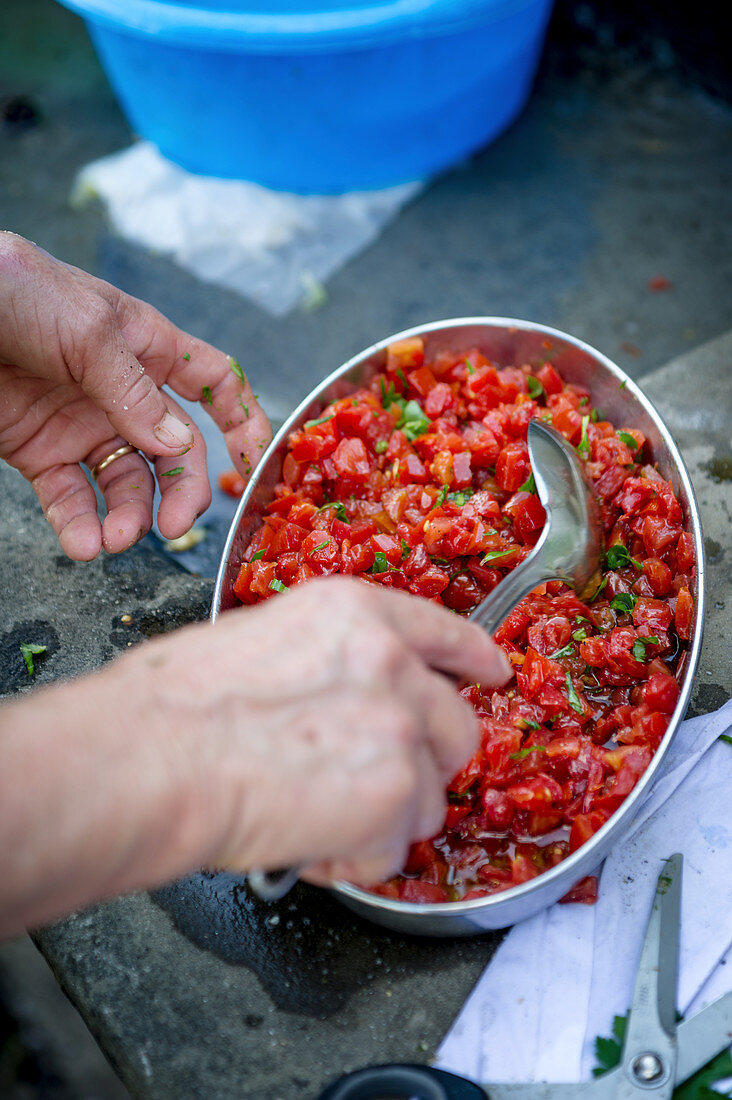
left=640, top=330, right=732, bottom=710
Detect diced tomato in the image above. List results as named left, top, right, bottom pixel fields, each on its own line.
left=675, top=586, right=694, bottom=640
left=559, top=876, right=599, bottom=904
left=398, top=880, right=448, bottom=903
left=235, top=352, right=691, bottom=905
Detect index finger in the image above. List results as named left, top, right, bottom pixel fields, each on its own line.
left=366, top=585, right=512, bottom=687
left=100, top=284, right=272, bottom=479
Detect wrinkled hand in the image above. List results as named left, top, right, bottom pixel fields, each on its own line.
left=122, top=578, right=512, bottom=888
left=0, top=232, right=271, bottom=560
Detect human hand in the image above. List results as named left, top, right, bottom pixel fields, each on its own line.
left=125, top=578, right=512, bottom=889
left=0, top=232, right=271, bottom=560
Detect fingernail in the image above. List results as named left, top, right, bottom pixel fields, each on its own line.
left=154, top=412, right=193, bottom=450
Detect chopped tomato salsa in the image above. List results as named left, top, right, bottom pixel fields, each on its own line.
left=232, top=339, right=694, bottom=904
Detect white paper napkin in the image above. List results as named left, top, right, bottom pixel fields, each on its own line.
left=437, top=698, right=732, bottom=1085
left=74, top=142, right=421, bottom=316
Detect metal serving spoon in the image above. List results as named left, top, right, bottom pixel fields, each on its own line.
left=469, top=418, right=601, bottom=635
left=248, top=418, right=601, bottom=902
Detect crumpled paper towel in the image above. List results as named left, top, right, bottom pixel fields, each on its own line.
left=74, top=142, right=421, bottom=316
left=437, top=698, right=732, bottom=1086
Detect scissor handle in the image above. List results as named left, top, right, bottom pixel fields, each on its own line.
left=318, top=1063, right=488, bottom=1099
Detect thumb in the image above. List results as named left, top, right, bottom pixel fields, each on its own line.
left=74, top=314, right=193, bottom=455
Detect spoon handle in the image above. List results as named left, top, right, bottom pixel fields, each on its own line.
left=469, top=552, right=556, bottom=636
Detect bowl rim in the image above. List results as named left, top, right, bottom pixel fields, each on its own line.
left=212, top=316, right=706, bottom=921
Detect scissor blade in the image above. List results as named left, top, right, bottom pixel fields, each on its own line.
left=612, top=853, right=682, bottom=1099
left=484, top=1081, right=616, bottom=1100
left=676, top=990, right=732, bottom=1084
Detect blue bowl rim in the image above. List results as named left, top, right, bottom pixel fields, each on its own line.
left=56, top=0, right=553, bottom=51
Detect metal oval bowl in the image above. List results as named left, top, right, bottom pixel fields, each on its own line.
left=212, top=318, right=705, bottom=937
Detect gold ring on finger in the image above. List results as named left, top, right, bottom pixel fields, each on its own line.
left=90, top=444, right=139, bottom=482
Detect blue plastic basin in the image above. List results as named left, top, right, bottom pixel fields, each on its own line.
left=57, top=0, right=555, bottom=192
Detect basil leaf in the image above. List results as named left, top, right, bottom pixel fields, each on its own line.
left=447, top=488, right=475, bottom=505
left=229, top=357, right=245, bottom=383
left=631, top=635, right=660, bottom=662
left=577, top=413, right=591, bottom=458
left=464, top=356, right=475, bottom=375
left=370, top=552, right=390, bottom=574
left=434, top=485, right=449, bottom=509
left=509, top=744, right=547, bottom=761
left=20, top=642, right=47, bottom=677
left=589, top=576, right=608, bottom=600
left=304, top=414, right=334, bottom=429
left=481, top=548, right=516, bottom=564
left=523, top=718, right=541, bottom=730
left=617, top=431, right=640, bottom=451
left=375, top=439, right=388, bottom=454
left=527, top=375, right=544, bottom=400
left=317, top=502, right=349, bottom=522
left=549, top=643, right=575, bottom=660
left=269, top=579, right=287, bottom=592
left=309, top=540, right=330, bottom=555
left=398, top=399, right=431, bottom=441
left=565, top=672, right=584, bottom=714
left=517, top=472, right=536, bottom=494
left=400, top=538, right=411, bottom=560
left=161, top=466, right=184, bottom=477
left=251, top=549, right=265, bottom=561
left=201, top=385, right=213, bottom=405
left=610, top=592, right=637, bottom=612
left=605, top=544, right=641, bottom=570
left=572, top=627, right=588, bottom=641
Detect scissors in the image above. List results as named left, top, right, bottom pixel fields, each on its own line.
left=318, top=854, right=732, bottom=1099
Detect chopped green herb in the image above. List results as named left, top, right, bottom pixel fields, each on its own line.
left=400, top=538, right=411, bottom=560
left=380, top=377, right=401, bottom=409
left=590, top=408, right=599, bottom=423
left=447, top=489, right=475, bottom=505
left=396, top=368, right=408, bottom=388
left=161, top=466, right=184, bottom=477
left=575, top=614, right=590, bottom=624
left=480, top=548, right=516, bottom=564
left=579, top=396, right=589, bottom=406
left=370, top=552, right=390, bottom=574
left=719, top=734, right=732, bottom=746
left=241, top=402, right=250, bottom=417
left=523, top=718, right=541, bottom=730
left=375, top=439, right=389, bottom=454
left=549, top=643, right=575, bottom=660
left=309, top=540, right=330, bottom=555
left=251, top=549, right=265, bottom=561
left=434, top=485, right=449, bottom=509
left=229, top=357, right=245, bottom=383
left=509, top=744, right=547, bottom=761
left=527, top=375, right=544, bottom=400
left=632, top=635, right=660, bottom=662
left=269, top=579, right=288, bottom=593
left=398, top=399, right=431, bottom=442
left=565, top=672, right=584, bottom=714
left=593, top=1014, right=628, bottom=1077
left=182, top=352, right=191, bottom=362
left=317, top=501, right=349, bottom=522
left=619, top=379, right=627, bottom=389
left=572, top=627, right=588, bottom=641
left=517, top=472, right=536, bottom=494
left=20, top=642, right=46, bottom=677
left=201, top=385, right=213, bottom=405
left=304, top=414, right=334, bottom=429
left=605, top=544, right=641, bottom=570
left=577, top=414, right=591, bottom=459
left=590, top=576, right=608, bottom=600
left=610, top=592, right=638, bottom=612
left=464, top=356, right=475, bottom=375
left=617, top=431, right=640, bottom=451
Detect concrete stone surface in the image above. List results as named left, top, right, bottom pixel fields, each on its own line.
left=1, top=0, right=731, bottom=1096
